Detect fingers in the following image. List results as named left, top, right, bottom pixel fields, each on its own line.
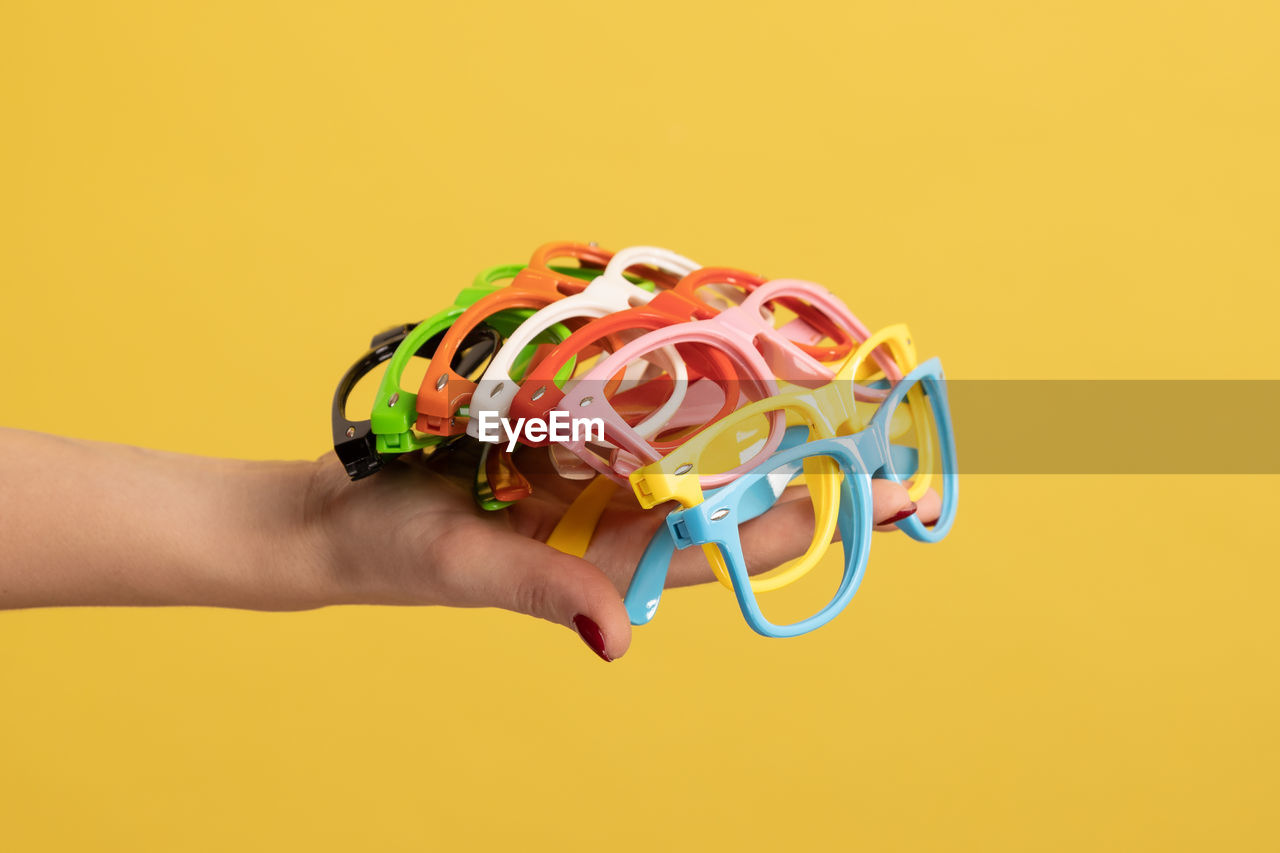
left=871, top=481, right=942, bottom=530
left=736, top=480, right=922, bottom=574
left=659, top=479, right=943, bottom=587
left=871, top=479, right=918, bottom=531
left=912, top=488, right=942, bottom=528
left=661, top=495, right=820, bottom=587
left=437, top=526, right=632, bottom=662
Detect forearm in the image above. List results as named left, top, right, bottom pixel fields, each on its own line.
left=0, top=428, right=334, bottom=610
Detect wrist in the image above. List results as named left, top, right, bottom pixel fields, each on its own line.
left=275, top=456, right=354, bottom=609
left=290, top=452, right=463, bottom=609
left=200, top=455, right=353, bottom=611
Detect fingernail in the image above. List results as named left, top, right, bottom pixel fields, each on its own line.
left=572, top=614, right=612, bottom=662
left=881, top=503, right=918, bottom=525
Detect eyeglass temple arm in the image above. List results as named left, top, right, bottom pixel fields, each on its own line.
left=332, top=323, right=422, bottom=481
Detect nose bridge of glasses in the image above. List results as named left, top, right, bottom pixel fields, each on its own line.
left=461, top=264, right=526, bottom=303
left=839, top=422, right=888, bottom=477
left=804, top=382, right=860, bottom=435
left=455, top=262, right=604, bottom=313
left=775, top=313, right=833, bottom=347
left=605, top=246, right=700, bottom=281
left=510, top=264, right=593, bottom=298
left=528, top=240, right=614, bottom=273
left=581, top=271, right=657, bottom=310
left=677, top=266, right=766, bottom=296
left=762, top=333, right=835, bottom=388
left=711, top=302, right=762, bottom=337
left=643, top=286, right=719, bottom=322
left=709, top=303, right=825, bottom=384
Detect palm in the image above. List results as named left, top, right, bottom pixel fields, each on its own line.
left=407, top=443, right=715, bottom=593
left=423, top=442, right=835, bottom=591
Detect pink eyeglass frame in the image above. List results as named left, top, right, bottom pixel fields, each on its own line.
left=551, top=277, right=905, bottom=487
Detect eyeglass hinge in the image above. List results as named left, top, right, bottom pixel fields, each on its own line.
left=668, top=517, right=695, bottom=549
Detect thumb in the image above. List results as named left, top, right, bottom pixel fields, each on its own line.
left=442, top=531, right=632, bottom=662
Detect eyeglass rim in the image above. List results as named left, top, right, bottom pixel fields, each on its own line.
left=659, top=359, right=958, bottom=633
left=627, top=326, right=926, bottom=509
left=675, top=441, right=877, bottom=638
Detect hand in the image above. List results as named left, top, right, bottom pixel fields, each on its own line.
left=0, top=427, right=936, bottom=662
left=306, top=442, right=941, bottom=661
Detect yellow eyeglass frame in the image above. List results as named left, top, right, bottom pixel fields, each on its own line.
left=627, top=324, right=935, bottom=592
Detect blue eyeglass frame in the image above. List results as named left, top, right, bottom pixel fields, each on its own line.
left=625, top=358, right=958, bottom=637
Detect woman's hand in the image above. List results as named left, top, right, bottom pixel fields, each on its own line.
left=0, top=427, right=937, bottom=662
left=306, top=442, right=940, bottom=661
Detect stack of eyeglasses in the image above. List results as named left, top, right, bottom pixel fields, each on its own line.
left=331, top=242, right=958, bottom=638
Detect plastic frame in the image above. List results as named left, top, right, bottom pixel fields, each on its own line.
left=331, top=323, right=495, bottom=480
left=505, top=266, right=848, bottom=429
left=466, top=245, right=701, bottom=440
left=371, top=262, right=601, bottom=456
left=550, top=280, right=901, bottom=487
left=362, top=262, right=604, bottom=506
left=629, top=324, right=925, bottom=591
left=653, top=359, right=958, bottom=638
left=413, top=242, right=686, bottom=437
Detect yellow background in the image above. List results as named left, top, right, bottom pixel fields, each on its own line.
left=2, top=2, right=1278, bottom=850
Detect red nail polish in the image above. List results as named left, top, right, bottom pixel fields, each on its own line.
left=881, top=503, right=918, bottom=525
left=572, top=614, right=612, bottom=662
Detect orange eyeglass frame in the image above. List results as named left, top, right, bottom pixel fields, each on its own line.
left=415, top=241, right=685, bottom=437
